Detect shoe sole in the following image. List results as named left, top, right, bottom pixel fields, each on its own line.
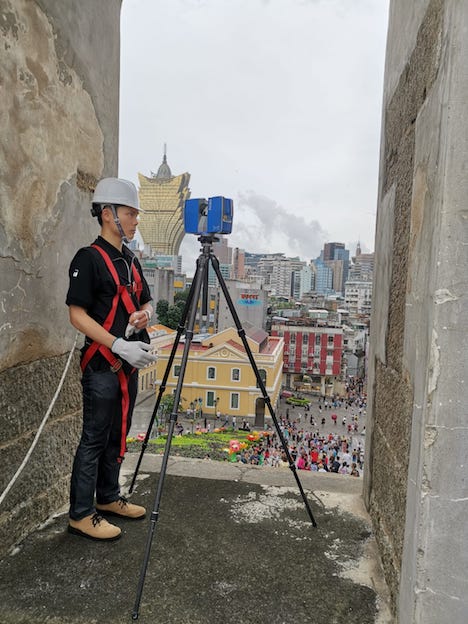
left=67, top=525, right=122, bottom=541
left=95, top=509, right=146, bottom=520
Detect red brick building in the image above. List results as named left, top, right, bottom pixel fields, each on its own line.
left=270, top=321, right=343, bottom=395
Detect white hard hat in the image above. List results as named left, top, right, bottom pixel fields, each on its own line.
left=92, top=177, right=142, bottom=211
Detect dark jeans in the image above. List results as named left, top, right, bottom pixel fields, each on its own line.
left=69, top=367, right=138, bottom=520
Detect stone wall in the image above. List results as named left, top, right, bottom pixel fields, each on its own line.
left=0, top=0, right=121, bottom=558
left=364, top=1, right=468, bottom=621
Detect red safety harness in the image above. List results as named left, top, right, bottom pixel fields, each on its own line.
left=80, top=244, right=143, bottom=462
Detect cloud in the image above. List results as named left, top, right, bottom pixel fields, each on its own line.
left=233, top=192, right=327, bottom=260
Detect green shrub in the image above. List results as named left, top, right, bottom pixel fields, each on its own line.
left=126, top=430, right=265, bottom=462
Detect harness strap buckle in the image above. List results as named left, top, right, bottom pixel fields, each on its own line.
left=110, top=358, right=123, bottom=373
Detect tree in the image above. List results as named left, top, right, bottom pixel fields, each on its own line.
left=174, top=289, right=190, bottom=306
left=156, top=300, right=169, bottom=325
left=156, top=292, right=190, bottom=329
left=160, top=394, right=183, bottom=415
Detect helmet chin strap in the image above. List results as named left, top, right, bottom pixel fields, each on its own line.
left=110, top=205, right=129, bottom=244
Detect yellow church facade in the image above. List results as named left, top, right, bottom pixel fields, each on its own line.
left=154, top=327, right=284, bottom=427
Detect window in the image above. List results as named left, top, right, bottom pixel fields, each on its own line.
left=206, top=391, right=215, bottom=407
left=256, top=369, right=267, bottom=388
left=290, top=333, right=296, bottom=343
left=207, top=366, right=216, bottom=380
left=173, top=365, right=181, bottom=377
left=315, top=335, right=321, bottom=345
left=232, top=368, right=240, bottom=381
left=328, top=335, right=334, bottom=345
left=302, top=333, right=309, bottom=345
left=230, top=393, right=239, bottom=409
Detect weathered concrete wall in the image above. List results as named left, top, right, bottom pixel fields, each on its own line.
left=0, top=0, right=121, bottom=557
left=364, top=1, right=468, bottom=621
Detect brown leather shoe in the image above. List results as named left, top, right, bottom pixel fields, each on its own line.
left=68, top=513, right=121, bottom=541
left=96, top=496, right=146, bottom=519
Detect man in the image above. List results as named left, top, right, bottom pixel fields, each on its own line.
left=66, top=177, right=157, bottom=541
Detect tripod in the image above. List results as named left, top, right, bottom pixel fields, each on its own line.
left=131, top=236, right=317, bottom=620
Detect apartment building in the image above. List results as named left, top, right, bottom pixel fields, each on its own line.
left=270, top=320, right=343, bottom=396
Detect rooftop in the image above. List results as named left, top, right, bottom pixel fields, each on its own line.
left=0, top=454, right=392, bottom=624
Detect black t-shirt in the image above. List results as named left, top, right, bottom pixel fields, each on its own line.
left=66, top=236, right=152, bottom=367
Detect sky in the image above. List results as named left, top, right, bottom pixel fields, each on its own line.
left=119, top=0, right=389, bottom=274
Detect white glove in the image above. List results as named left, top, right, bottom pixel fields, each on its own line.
left=125, top=309, right=151, bottom=339
left=111, top=338, right=157, bottom=369
left=125, top=323, right=140, bottom=339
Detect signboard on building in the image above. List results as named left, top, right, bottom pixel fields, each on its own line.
left=237, top=293, right=262, bottom=306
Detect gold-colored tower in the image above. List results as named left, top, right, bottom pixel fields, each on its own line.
left=137, top=150, right=190, bottom=254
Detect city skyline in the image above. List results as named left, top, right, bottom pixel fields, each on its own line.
left=137, top=211, right=366, bottom=280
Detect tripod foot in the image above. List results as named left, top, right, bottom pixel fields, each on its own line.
left=131, top=611, right=139, bottom=620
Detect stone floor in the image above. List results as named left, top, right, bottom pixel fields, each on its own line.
left=0, top=453, right=392, bottom=624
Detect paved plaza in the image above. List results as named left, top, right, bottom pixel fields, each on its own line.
left=130, top=391, right=367, bottom=450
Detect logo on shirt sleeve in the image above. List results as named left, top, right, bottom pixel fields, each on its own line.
left=72, top=269, right=79, bottom=277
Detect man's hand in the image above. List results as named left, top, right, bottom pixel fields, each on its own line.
left=111, top=338, right=157, bottom=369
left=125, top=309, right=151, bottom=339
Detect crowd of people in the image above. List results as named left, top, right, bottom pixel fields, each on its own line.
left=235, top=418, right=365, bottom=477
left=234, top=384, right=367, bottom=477
left=174, top=382, right=368, bottom=477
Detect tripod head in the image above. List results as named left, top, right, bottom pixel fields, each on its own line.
left=197, top=234, right=220, bottom=256
left=198, top=234, right=220, bottom=244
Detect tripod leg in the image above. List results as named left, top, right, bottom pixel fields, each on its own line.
left=199, top=258, right=209, bottom=332
left=132, top=252, right=209, bottom=620
left=210, top=254, right=317, bottom=527
left=129, top=260, right=205, bottom=493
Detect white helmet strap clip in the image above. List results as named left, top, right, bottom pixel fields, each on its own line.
left=110, top=205, right=129, bottom=244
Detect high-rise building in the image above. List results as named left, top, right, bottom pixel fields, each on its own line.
left=256, top=254, right=305, bottom=297
left=320, top=242, right=349, bottom=294
left=344, top=280, right=373, bottom=315
left=350, top=242, right=374, bottom=281
left=244, top=252, right=266, bottom=276
left=323, top=242, right=345, bottom=262
left=141, top=265, right=174, bottom=312
left=137, top=149, right=191, bottom=255
left=292, top=264, right=314, bottom=299
left=212, top=237, right=232, bottom=264
left=232, top=247, right=245, bottom=279
left=312, top=258, right=334, bottom=294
